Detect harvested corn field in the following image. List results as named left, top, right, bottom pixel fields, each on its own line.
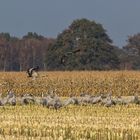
left=0, top=71, right=140, bottom=96
left=0, top=71, right=140, bottom=139
left=0, top=105, right=140, bottom=140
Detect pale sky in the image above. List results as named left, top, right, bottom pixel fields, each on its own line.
left=0, top=0, right=140, bottom=47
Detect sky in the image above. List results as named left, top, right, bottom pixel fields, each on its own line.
left=0, top=0, right=140, bottom=47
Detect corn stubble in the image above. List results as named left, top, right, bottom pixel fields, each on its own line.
left=0, top=71, right=140, bottom=139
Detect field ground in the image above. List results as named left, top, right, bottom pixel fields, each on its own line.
left=0, top=71, right=140, bottom=139
left=0, top=71, right=140, bottom=96
left=0, top=105, right=140, bottom=140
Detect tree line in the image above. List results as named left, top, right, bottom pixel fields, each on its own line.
left=0, top=18, right=140, bottom=71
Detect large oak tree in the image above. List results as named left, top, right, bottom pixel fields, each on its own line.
left=122, top=33, right=140, bottom=69
left=46, top=18, right=120, bottom=70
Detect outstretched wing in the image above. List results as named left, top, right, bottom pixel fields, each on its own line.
left=27, top=66, right=39, bottom=77
left=32, top=66, right=39, bottom=71
left=27, top=68, right=32, bottom=77
left=60, top=49, right=80, bottom=65
left=72, top=49, right=80, bottom=53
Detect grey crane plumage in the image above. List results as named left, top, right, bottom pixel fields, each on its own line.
left=63, top=97, right=79, bottom=106
left=21, top=94, right=35, bottom=105
left=90, top=95, right=103, bottom=104
left=0, top=90, right=16, bottom=106
left=7, top=90, right=16, bottom=106
left=124, top=95, right=140, bottom=104
left=101, top=93, right=116, bottom=107
left=113, top=96, right=127, bottom=105
left=42, top=94, right=62, bottom=109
